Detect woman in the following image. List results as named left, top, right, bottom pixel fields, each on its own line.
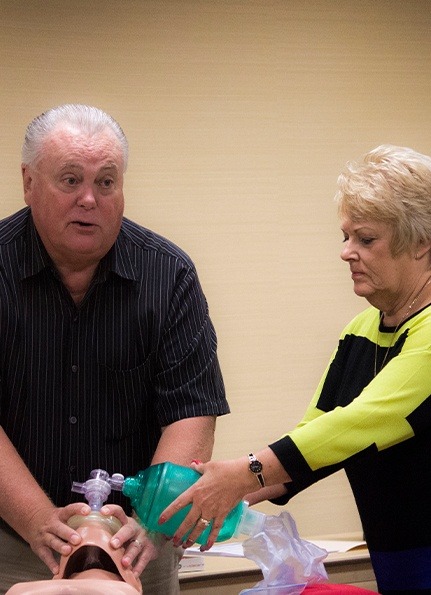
left=160, top=145, right=431, bottom=595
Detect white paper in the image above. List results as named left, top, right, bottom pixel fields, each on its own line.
left=185, top=542, right=245, bottom=557
left=185, top=539, right=366, bottom=558
left=309, top=540, right=366, bottom=553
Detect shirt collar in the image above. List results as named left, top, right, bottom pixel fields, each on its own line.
left=21, top=215, right=138, bottom=282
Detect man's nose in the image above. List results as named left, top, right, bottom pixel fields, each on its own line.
left=77, top=185, right=97, bottom=207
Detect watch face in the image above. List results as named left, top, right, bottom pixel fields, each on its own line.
left=250, top=460, right=263, bottom=474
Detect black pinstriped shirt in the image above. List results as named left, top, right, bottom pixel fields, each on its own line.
left=0, top=208, right=229, bottom=513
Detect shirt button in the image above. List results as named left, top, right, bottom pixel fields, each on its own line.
left=71, top=365, right=78, bottom=373
left=69, top=416, right=77, bottom=424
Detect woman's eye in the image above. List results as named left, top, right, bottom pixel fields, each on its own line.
left=360, top=237, right=374, bottom=245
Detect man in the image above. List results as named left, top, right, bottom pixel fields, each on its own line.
left=0, top=104, right=229, bottom=594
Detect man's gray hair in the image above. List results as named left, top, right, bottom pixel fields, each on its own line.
left=21, top=104, right=129, bottom=170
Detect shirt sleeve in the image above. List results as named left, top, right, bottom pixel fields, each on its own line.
left=269, top=308, right=431, bottom=497
left=153, top=265, right=229, bottom=426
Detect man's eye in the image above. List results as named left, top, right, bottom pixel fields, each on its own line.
left=99, top=178, right=114, bottom=188
left=63, top=177, right=78, bottom=186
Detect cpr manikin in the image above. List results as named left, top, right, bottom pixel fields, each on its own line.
left=6, top=511, right=143, bottom=594
left=6, top=470, right=143, bottom=594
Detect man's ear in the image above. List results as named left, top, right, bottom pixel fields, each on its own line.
left=414, top=239, right=431, bottom=261
left=22, top=164, right=33, bottom=205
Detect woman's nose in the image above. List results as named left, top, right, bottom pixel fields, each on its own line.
left=340, top=241, right=356, bottom=261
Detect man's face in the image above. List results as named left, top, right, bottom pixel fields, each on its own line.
left=22, top=125, right=125, bottom=269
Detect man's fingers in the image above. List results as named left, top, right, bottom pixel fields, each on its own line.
left=32, top=545, right=60, bottom=576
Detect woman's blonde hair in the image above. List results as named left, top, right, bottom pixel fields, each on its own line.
left=335, top=144, right=431, bottom=255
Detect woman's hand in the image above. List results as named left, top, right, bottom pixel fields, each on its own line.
left=158, top=458, right=255, bottom=551
left=100, top=504, right=161, bottom=577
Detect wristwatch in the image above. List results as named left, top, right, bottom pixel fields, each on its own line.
left=248, top=453, right=265, bottom=488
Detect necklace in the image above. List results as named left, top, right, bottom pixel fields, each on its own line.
left=374, top=276, right=431, bottom=377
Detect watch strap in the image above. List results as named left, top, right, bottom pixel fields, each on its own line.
left=248, top=453, right=265, bottom=488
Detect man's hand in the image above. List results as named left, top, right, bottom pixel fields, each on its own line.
left=27, top=503, right=92, bottom=574
left=100, top=504, right=161, bottom=577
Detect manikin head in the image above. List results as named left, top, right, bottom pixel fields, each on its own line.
left=6, top=513, right=142, bottom=594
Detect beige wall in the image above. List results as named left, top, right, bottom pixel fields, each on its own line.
left=1, top=0, right=431, bottom=537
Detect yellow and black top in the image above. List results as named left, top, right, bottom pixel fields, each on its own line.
left=270, top=304, right=431, bottom=595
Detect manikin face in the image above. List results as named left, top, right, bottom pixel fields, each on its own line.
left=5, top=515, right=142, bottom=594
left=22, top=125, right=125, bottom=270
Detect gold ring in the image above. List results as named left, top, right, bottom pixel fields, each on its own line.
left=200, top=517, right=211, bottom=527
